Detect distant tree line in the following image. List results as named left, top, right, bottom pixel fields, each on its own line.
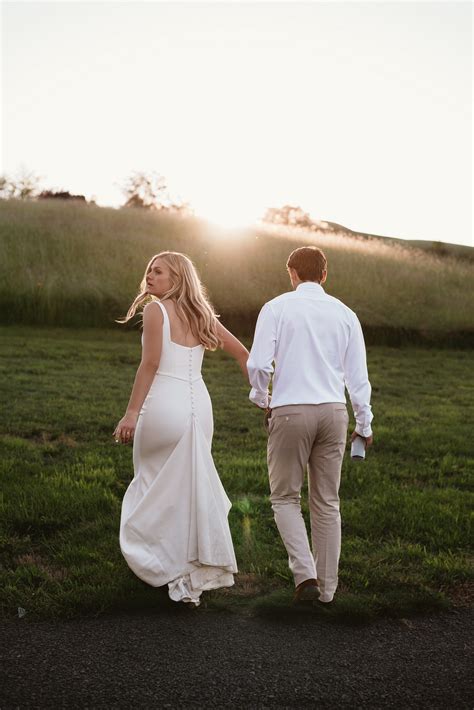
left=0, top=169, right=90, bottom=203
left=0, top=168, right=316, bottom=226
left=38, top=190, right=88, bottom=203
left=0, top=168, right=190, bottom=214
left=3, top=168, right=468, bottom=261
left=0, top=169, right=314, bottom=225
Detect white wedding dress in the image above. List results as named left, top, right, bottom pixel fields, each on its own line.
left=120, top=301, right=237, bottom=604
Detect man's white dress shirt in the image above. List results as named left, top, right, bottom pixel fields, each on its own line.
left=247, top=282, right=373, bottom=437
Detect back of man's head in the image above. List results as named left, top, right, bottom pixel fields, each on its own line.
left=287, top=246, right=327, bottom=283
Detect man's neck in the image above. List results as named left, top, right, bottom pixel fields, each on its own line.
left=294, top=279, right=321, bottom=289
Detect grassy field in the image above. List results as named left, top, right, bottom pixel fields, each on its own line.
left=1, top=199, right=473, bottom=338
left=1, top=326, right=472, bottom=621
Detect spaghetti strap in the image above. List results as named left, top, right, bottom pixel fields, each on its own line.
left=155, top=301, right=171, bottom=342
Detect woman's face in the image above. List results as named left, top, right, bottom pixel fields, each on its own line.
left=146, top=258, right=173, bottom=297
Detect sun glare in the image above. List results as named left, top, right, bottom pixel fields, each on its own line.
left=194, top=198, right=262, bottom=232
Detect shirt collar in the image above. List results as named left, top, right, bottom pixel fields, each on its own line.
left=296, top=282, right=325, bottom=294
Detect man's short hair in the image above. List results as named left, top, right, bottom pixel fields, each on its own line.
left=287, top=246, right=327, bottom=283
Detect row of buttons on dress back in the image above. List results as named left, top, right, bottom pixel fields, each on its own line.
left=189, top=349, right=195, bottom=417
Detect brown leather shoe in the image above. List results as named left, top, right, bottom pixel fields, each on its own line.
left=293, top=578, right=321, bottom=603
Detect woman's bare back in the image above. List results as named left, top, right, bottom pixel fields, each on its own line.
left=161, top=299, right=202, bottom=348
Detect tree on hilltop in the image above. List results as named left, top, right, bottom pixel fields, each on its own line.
left=0, top=168, right=42, bottom=200
left=121, top=171, right=191, bottom=214
left=263, top=204, right=315, bottom=229
left=0, top=175, right=10, bottom=200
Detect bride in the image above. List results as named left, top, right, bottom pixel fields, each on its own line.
left=113, top=251, right=249, bottom=606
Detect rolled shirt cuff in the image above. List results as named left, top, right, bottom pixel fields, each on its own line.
left=249, top=387, right=269, bottom=408
left=355, top=425, right=373, bottom=438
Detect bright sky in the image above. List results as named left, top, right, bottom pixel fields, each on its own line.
left=2, top=1, right=472, bottom=245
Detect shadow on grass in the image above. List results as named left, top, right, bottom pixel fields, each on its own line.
left=4, top=581, right=452, bottom=626
left=207, top=585, right=450, bottom=626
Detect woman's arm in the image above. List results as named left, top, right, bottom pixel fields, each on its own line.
left=113, top=302, right=163, bottom=444
left=216, top=321, right=249, bottom=383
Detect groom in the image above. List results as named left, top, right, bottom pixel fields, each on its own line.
left=247, top=246, right=373, bottom=604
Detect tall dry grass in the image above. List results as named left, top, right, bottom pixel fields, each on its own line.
left=0, top=199, right=473, bottom=334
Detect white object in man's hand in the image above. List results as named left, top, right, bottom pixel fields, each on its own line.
left=351, top=435, right=366, bottom=460
left=350, top=431, right=373, bottom=460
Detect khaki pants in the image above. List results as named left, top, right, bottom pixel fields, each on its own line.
left=267, top=403, right=349, bottom=603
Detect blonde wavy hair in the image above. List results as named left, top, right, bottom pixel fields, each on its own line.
left=119, top=251, right=221, bottom=350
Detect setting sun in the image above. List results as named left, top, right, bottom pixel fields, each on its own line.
left=192, top=193, right=264, bottom=231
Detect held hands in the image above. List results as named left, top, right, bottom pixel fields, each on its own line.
left=113, top=412, right=138, bottom=445
left=351, top=430, right=373, bottom=448
left=253, top=395, right=271, bottom=411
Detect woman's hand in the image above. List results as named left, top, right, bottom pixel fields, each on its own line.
left=113, top=412, right=139, bottom=445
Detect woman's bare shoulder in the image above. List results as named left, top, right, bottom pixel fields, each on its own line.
left=143, top=300, right=164, bottom=323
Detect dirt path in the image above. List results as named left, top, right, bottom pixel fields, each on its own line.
left=1, top=607, right=472, bottom=708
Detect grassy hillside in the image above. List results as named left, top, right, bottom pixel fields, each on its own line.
left=322, top=220, right=474, bottom=261
left=0, top=199, right=473, bottom=339
left=1, top=327, right=472, bottom=619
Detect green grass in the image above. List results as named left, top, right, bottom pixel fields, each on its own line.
left=0, top=326, right=472, bottom=621
left=1, top=199, right=473, bottom=336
